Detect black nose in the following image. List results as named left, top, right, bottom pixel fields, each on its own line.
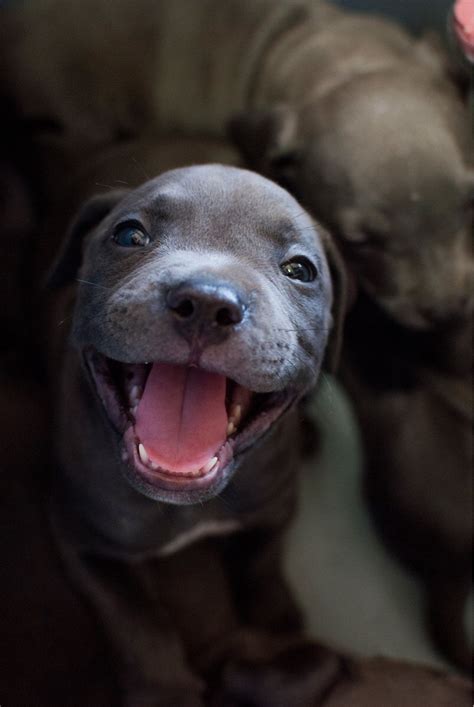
left=166, top=278, right=246, bottom=341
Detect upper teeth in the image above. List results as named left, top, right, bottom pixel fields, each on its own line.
left=129, top=385, right=141, bottom=406
left=226, top=403, right=242, bottom=437
left=138, top=443, right=149, bottom=464
left=229, top=404, right=242, bottom=425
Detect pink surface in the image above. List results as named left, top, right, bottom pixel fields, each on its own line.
left=135, top=363, right=227, bottom=473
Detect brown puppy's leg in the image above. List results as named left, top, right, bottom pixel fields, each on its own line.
left=212, top=641, right=342, bottom=707
left=52, top=544, right=205, bottom=707
left=210, top=528, right=342, bottom=706
left=225, top=528, right=304, bottom=633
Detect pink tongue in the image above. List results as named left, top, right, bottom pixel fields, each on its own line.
left=135, top=363, right=227, bottom=473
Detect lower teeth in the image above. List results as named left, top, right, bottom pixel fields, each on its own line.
left=136, top=443, right=219, bottom=478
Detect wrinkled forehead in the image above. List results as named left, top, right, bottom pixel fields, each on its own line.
left=109, top=166, right=324, bottom=256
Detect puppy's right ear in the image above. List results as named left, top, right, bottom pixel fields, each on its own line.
left=320, top=231, right=348, bottom=373
left=47, top=189, right=128, bottom=289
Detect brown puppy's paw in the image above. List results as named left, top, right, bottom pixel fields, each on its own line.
left=210, top=641, right=341, bottom=707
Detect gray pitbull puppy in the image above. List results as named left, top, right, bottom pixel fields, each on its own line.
left=47, top=163, right=340, bottom=705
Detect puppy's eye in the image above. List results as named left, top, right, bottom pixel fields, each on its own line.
left=281, top=258, right=317, bottom=282
left=112, top=221, right=150, bottom=247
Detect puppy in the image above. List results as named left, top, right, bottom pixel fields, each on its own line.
left=2, top=0, right=472, bottom=676
left=339, top=293, right=473, bottom=672
left=4, top=0, right=471, bottom=327
left=228, top=5, right=474, bottom=671
left=44, top=162, right=343, bottom=705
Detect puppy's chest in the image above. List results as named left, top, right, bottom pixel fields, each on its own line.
left=140, top=468, right=296, bottom=560
left=62, top=456, right=297, bottom=562
left=156, top=517, right=243, bottom=558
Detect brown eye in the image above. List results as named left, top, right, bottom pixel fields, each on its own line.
left=112, top=221, right=150, bottom=247
left=281, top=258, right=317, bottom=282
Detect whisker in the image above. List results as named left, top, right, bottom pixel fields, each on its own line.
left=131, top=156, right=151, bottom=182
left=57, top=314, right=73, bottom=328
left=76, top=278, right=111, bottom=290
left=272, top=326, right=333, bottom=333
left=216, top=492, right=236, bottom=512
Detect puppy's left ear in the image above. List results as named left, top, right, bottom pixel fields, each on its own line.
left=228, top=105, right=301, bottom=189
left=321, top=231, right=348, bottom=373
left=47, top=189, right=129, bottom=289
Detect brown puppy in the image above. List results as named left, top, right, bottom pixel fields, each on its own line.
left=2, top=0, right=471, bottom=327
left=339, top=292, right=473, bottom=672
left=231, top=32, right=473, bottom=331
left=229, top=8, right=473, bottom=672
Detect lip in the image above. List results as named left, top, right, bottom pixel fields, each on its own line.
left=83, top=347, right=296, bottom=502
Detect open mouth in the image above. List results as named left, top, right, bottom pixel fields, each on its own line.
left=84, top=349, right=295, bottom=497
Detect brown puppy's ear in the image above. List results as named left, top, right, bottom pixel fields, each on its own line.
left=228, top=105, right=301, bottom=187
left=47, top=189, right=129, bottom=289
left=415, top=30, right=467, bottom=91
left=415, top=31, right=452, bottom=74
left=320, top=231, right=348, bottom=373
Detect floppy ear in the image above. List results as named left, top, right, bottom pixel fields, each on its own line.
left=228, top=105, right=301, bottom=187
left=320, top=231, right=348, bottom=373
left=415, top=30, right=468, bottom=94
left=47, top=189, right=129, bottom=289
left=415, top=31, right=452, bottom=74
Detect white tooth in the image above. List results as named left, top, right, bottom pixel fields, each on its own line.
left=131, top=405, right=138, bottom=416
left=201, top=456, right=218, bottom=474
left=138, top=443, right=149, bottom=464
left=230, top=404, right=242, bottom=425
left=130, top=385, right=141, bottom=404
left=121, top=449, right=129, bottom=463
left=227, top=422, right=235, bottom=436
left=150, top=460, right=158, bottom=470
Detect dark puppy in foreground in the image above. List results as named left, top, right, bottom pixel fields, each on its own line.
left=47, top=163, right=340, bottom=705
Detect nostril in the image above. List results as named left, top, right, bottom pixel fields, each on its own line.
left=172, top=298, right=194, bottom=319
left=167, top=280, right=246, bottom=329
left=215, top=306, right=241, bottom=326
